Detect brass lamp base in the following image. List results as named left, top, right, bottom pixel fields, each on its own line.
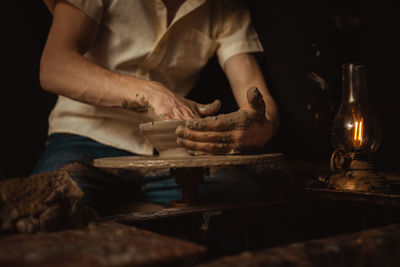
left=328, top=168, right=388, bottom=192
left=329, top=150, right=389, bottom=192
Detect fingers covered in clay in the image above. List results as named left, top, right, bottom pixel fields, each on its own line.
left=176, top=125, right=234, bottom=143
left=172, top=105, right=196, bottom=120
left=186, top=111, right=252, bottom=131
left=247, top=86, right=266, bottom=113
left=196, top=99, right=222, bottom=116
left=177, top=138, right=240, bottom=155
left=176, top=87, right=272, bottom=155
left=181, top=98, right=221, bottom=118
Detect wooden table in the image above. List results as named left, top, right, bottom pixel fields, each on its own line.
left=0, top=222, right=206, bottom=267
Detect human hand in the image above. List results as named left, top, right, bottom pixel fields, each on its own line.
left=146, top=81, right=221, bottom=120
left=175, top=87, right=274, bottom=154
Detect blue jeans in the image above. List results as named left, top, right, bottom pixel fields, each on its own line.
left=33, top=134, right=271, bottom=211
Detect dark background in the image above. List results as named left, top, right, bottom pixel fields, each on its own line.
left=2, top=0, right=399, bottom=178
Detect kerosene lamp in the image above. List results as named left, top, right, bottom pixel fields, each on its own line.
left=329, top=63, right=388, bottom=192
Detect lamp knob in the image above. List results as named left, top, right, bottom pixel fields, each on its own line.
left=330, top=148, right=348, bottom=173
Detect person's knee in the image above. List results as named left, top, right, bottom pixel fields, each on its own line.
left=58, top=161, right=143, bottom=213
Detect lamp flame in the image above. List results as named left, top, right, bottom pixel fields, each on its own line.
left=353, top=118, right=363, bottom=149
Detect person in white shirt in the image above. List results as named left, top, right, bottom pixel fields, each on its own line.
left=34, top=0, right=279, bottom=210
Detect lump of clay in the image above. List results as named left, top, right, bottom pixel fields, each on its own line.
left=0, top=171, right=96, bottom=234
left=140, top=119, right=190, bottom=158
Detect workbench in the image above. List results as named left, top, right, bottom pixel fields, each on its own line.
left=1, top=162, right=400, bottom=266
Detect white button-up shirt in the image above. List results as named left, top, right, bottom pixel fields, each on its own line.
left=43, top=0, right=263, bottom=155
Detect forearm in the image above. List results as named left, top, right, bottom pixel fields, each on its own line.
left=39, top=0, right=219, bottom=121
left=224, top=53, right=279, bottom=134
left=40, top=48, right=152, bottom=111
left=39, top=0, right=156, bottom=112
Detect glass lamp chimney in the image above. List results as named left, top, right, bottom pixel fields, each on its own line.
left=331, top=63, right=381, bottom=159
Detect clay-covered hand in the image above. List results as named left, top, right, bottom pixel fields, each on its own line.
left=145, top=81, right=221, bottom=120
left=176, top=87, right=274, bottom=154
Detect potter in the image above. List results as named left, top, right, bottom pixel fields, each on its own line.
left=33, top=0, right=280, bottom=211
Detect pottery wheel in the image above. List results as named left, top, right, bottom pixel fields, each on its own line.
left=93, top=153, right=284, bottom=207
left=93, top=153, right=284, bottom=169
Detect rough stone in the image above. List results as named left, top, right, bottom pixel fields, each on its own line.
left=0, top=170, right=96, bottom=234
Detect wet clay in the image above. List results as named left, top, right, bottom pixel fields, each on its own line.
left=140, top=119, right=190, bottom=157
left=176, top=87, right=268, bottom=155
left=122, top=94, right=150, bottom=112
left=139, top=87, right=266, bottom=156
left=159, top=147, right=191, bottom=158
left=186, top=87, right=266, bottom=132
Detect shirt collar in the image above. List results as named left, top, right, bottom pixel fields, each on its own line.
left=159, top=0, right=207, bottom=27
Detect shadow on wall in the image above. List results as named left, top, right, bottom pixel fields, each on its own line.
left=2, top=2, right=55, bottom=178
left=245, top=0, right=400, bottom=170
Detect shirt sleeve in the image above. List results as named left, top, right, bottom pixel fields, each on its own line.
left=215, top=0, right=263, bottom=69
left=43, top=0, right=104, bottom=25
